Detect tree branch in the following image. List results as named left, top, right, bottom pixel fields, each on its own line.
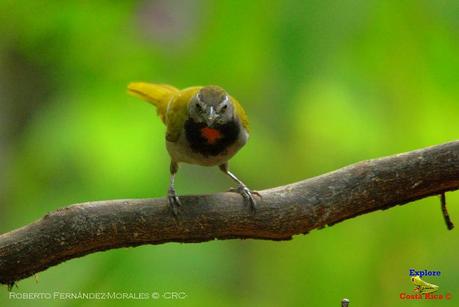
left=1, top=141, right=459, bottom=286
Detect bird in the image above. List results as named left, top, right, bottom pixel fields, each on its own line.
left=127, top=82, right=258, bottom=216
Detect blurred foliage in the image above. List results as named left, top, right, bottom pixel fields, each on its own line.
left=1, top=0, right=459, bottom=306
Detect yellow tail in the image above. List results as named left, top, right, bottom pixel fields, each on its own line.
left=127, top=82, right=179, bottom=123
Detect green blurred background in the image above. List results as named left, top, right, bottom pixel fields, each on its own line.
left=1, top=0, right=458, bottom=306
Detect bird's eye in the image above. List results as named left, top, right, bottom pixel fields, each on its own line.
left=220, top=104, right=228, bottom=112
left=195, top=103, right=205, bottom=113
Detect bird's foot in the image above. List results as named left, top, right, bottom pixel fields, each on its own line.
left=229, top=185, right=260, bottom=212
left=168, top=187, right=181, bottom=217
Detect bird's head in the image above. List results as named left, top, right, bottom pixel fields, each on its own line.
left=189, top=86, right=234, bottom=127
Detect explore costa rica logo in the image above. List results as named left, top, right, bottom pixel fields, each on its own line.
left=399, top=268, right=452, bottom=301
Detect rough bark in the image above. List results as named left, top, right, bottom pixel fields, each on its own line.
left=1, top=141, right=458, bottom=286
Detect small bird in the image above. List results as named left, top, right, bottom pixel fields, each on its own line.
left=127, top=82, right=258, bottom=215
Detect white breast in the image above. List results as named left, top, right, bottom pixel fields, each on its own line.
left=166, top=128, right=248, bottom=166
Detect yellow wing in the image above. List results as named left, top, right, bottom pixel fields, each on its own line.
left=128, top=82, right=201, bottom=142
left=165, top=86, right=201, bottom=142
left=231, top=96, right=249, bottom=132
left=127, top=82, right=179, bottom=123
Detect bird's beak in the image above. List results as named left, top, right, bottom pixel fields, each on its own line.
left=206, top=106, right=217, bottom=126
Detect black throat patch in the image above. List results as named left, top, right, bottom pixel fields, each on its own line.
left=184, top=119, right=240, bottom=157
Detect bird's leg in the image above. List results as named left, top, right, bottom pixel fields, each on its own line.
left=219, top=163, right=259, bottom=211
left=168, top=161, right=181, bottom=216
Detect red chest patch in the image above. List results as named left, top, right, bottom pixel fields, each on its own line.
left=200, top=127, right=222, bottom=144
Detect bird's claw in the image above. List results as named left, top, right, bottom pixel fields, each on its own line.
left=229, top=185, right=260, bottom=212
left=168, top=188, right=181, bottom=217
